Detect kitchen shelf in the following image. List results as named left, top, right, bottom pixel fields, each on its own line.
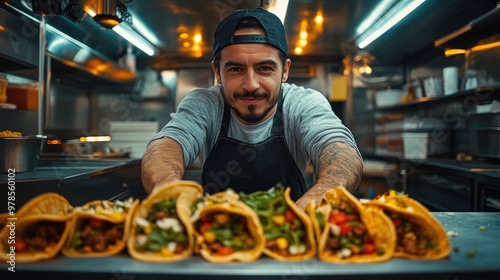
left=434, top=3, right=500, bottom=49
left=372, top=86, right=499, bottom=112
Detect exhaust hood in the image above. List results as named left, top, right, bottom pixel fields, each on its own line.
left=0, top=0, right=137, bottom=84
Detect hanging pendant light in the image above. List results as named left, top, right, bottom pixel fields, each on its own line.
left=93, top=0, right=121, bottom=29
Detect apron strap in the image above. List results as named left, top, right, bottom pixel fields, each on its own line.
left=271, top=88, right=284, bottom=136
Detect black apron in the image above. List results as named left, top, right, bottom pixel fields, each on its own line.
left=201, top=91, right=307, bottom=201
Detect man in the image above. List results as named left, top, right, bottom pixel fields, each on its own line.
left=141, top=7, right=363, bottom=210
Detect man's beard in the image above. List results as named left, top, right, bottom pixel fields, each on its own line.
left=229, top=91, right=278, bottom=124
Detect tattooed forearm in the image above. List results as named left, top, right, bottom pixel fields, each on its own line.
left=315, top=142, right=363, bottom=192
left=295, top=142, right=363, bottom=210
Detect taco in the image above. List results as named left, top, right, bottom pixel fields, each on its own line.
left=238, top=184, right=316, bottom=261
left=192, top=189, right=266, bottom=263
left=363, top=190, right=451, bottom=260
left=0, top=212, right=10, bottom=229
left=306, top=186, right=395, bottom=264
left=62, top=197, right=139, bottom=257
left=0, top=193, right=73, bottom=262
left=127, top=180, right=204, bottom=262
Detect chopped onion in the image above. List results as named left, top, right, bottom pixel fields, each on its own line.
left=156, top=217, right=182, bottom=232
left=136, top=235, right=148, bottom=246
left=135, top=217, right=150, bottom=228
left=289, top=244, right=306, bottom=255
left=330, top=224, right=341, bottom=236
left=167, top=242, right=177, bottom=252
left=337, top=248, right=352, bottom=258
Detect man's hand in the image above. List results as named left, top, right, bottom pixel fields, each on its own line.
left=295, top=182, right=331, bottom=210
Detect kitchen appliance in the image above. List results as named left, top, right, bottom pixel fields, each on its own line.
left=476, top=128, right=500, bottom=159
left=0, top=135, right=46, bottom=173
left=108, top=121, right=159, bottom=159
left=41, top=135, right=127, bottom=159
left=466, top=112, right=500, bottom=160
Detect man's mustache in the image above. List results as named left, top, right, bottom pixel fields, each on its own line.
left=234, top=91, right=269, bottom=99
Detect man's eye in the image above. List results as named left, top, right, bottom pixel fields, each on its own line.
left=259, top=66, right=273, bottom=72
left=228, top=67, right=242, bottom=72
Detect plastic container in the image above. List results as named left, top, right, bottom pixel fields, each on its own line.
left=0, top=75, right=7, bottom=103
left=125, top=45, right=136, bottom=73
left=443, top=67, right=458, bottom=95
left=6, top=84, right=38, bottom=111
left=375, top=89, right=405, bottom=107
left=402, top=132, right=429, bottom=159
left=423, top=77, right=443, bottom=97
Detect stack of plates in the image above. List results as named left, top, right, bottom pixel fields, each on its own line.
left=109, top=121, right=159, bottom=159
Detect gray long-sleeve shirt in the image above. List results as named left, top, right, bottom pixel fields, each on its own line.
left=150, top=82, right=360, bottom=176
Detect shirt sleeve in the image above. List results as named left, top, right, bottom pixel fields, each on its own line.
left=149, top=87, right=223, bottom=166
left=283, top=84, right=361, bottom=170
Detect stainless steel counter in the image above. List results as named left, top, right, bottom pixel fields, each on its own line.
left=1, top=212, right=499, bottom=280
left=0, top=158, right=147, bottom=208
left=407, top=158, right=500, bottom=181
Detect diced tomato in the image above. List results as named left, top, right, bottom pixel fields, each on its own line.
left=89, top=218, right=105, bottom=228
left=216, top=246, right=235, bottom=256
left=199, top=222, right=213, bottom=233
left=329, top=212, right=349, bottom=225
left=15, top=239, right=27, bottom=253
left=363, top=235, right=373, bottom=244
left=339, top=223, right=352, bottom=235
left=392, top=218, right=402, bottom=226
left=284, top=208, right=297, bottom=222
left=363, top=243, right=376, bottom=254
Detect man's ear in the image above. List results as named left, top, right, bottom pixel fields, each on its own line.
left=282, top=58, right=291, bottom=82
left=211, top=61, right=221, bottom=84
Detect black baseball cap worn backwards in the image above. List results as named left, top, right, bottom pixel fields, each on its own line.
left=212, top=7, right=288, bottom=58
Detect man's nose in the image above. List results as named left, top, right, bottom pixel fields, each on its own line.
left=243, top=70, right=260, bottom=92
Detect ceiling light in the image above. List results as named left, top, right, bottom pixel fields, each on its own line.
left=94, top=14, right=121, bottom=29
left=314, top=12, right=323, bottom=24
left=444, top=49, right=467, bottom=57
left=113, top=23, right=157, bottom=56
left=444, top=41, right=500, bottom=57
left=356, top=0, right=398, bottom=36
left=87, top=1, right=157, bottom=56
left=128, top=11, right=161, bottom=45
left=93, top=0, right=121, bottom=29
left=264, top=0, right=289, bottom=24
left=355, top=0, right=426, bottom=49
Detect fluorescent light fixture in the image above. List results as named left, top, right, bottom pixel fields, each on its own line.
left=88, top=8, right=157, bottom=56
left=113, top=22, right=156, bottom=56
left=356, top=0, right=398, bottom=35
left=128, top=11, right=161, bottom=46
left=266, top=0, right=289, bottom=24
left=356, top=0, right=426, bottom=49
